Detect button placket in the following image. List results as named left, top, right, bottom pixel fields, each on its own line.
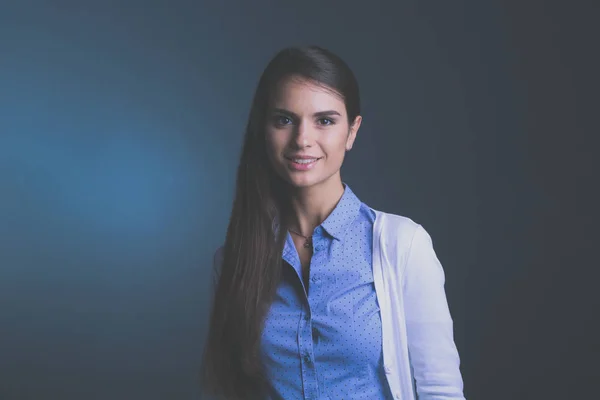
left=299, top=313, right=317, bottom=399
left=299, top=235, right=323, bottom=400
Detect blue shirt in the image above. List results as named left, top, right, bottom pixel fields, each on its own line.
left=260, top=183, right=394, bottom=399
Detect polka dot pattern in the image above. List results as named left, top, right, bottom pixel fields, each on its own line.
left=261, top=183, right=394, bottom=399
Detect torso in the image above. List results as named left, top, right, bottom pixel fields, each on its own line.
left=260, top=190, right=391, bottom=398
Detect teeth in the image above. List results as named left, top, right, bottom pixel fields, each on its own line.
left=293, top=159, right=317, bottom=164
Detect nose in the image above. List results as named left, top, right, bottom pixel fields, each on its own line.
left=293, top=121, right=313, bottom=148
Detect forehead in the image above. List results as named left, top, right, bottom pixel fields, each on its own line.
left=269, top=77, right=346, bottom=113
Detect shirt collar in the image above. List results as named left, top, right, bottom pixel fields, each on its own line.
left=320, top=182, right=362, bottom=241
left=271, top=182, right=363, bottom=242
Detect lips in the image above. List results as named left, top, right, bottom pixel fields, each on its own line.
left=286, top=157, right=321, bottom=171
left=285, top=156, right=322, bottom=161
left=287, top=158, right=321, bottom=163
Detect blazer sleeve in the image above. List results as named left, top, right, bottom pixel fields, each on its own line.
left=403, top=225, right=465, bottom=399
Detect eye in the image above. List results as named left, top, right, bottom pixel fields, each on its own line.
left=274, top=115, right=292, bottom=126
left=318, top=118, right=334, bottom=126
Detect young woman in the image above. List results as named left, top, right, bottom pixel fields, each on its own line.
left=201, top=45, right=465, bottom=400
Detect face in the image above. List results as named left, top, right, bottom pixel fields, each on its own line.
left=265, top=77, right=361, bottom=190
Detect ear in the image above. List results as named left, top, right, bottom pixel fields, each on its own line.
left=346, top=115, right=362, bottom=151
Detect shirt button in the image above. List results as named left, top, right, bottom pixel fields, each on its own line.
left=384, top=366, right=392, bottom=374
left=304, top=354, right=311, bottom=363
left=311, top=275, right=319, bottom=283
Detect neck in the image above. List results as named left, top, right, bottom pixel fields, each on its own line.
left=285, top=178, right=345, bottom=236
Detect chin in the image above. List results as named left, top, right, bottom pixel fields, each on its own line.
left=288, top=173, right=334, bottom=190
left=273, top=162, right=337, bottom=190
left=279, top=173, right=315, bottom=188
left=287, top=178, right=316, bottom=188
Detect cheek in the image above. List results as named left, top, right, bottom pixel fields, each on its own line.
left=264, top=130, right=277, bottom=149
left=322, top=131, right=350, bottom=154
left=265, top=131, right=286, bottom=158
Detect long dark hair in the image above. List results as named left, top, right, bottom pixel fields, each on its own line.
left=200, top=45, right=361, bottom=399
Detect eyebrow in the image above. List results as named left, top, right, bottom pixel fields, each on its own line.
left=271, top=108, right=341, bottom=119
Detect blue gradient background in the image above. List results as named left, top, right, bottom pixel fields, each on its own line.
left=0, top=1, right=596, bottom=399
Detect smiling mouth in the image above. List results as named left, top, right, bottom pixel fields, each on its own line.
left=285, top=157, right=321, bottom=170
left=285, top=156, right=322, bottom=162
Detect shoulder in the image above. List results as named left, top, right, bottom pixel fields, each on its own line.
left=370, top=207, right=422, bottom=245
left=373, top=208, right=419, bottom=227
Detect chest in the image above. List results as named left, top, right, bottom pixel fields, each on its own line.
left=261, top=236, right=388, bottom=398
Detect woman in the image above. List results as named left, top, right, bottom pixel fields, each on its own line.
left=201, top=45, right=465, bottom=400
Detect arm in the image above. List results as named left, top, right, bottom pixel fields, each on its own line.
left=403, top=225, right=465, bottom=399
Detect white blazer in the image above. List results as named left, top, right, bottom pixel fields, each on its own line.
left=372, top=209, right=465, bottom=399
left=211, top=209, right=465, bottom=399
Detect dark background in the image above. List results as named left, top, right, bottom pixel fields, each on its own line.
left=0, top=1, right=597, bottom=399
